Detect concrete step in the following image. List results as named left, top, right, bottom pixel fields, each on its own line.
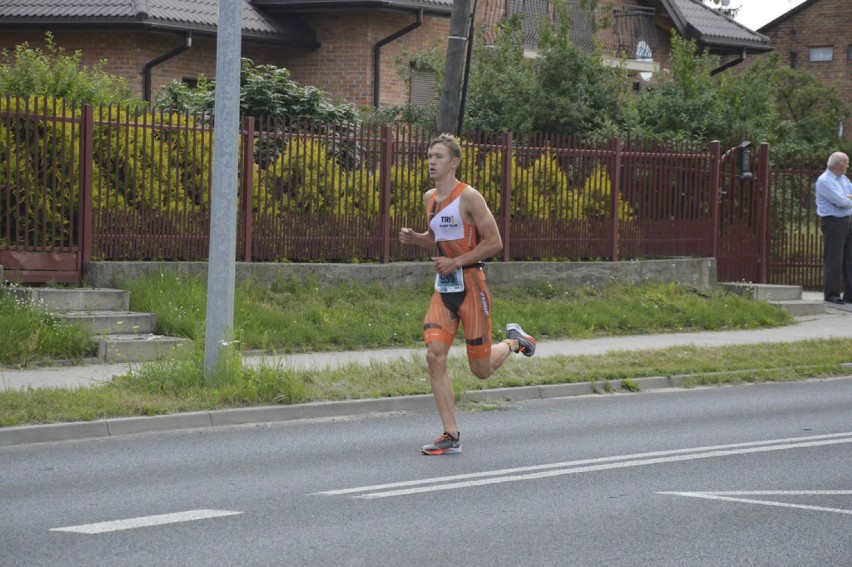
left=719, top=282, right=803, bottom=301
left=768, top=300, right=827, bottom=317
left=9, top=287, right=130, bottom=312
left=56, top=311, right=157, bottom=335
left=98, top=334, right=192, bottom=363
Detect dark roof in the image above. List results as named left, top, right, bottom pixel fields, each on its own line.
left=757, top=0, right=818, bottom=32
left=658, top=0, right=773, bottom=53
left=0, top=0, right=772, bottom=54
left=0, top=0, right=318, bottom=47
left=250, top=0, right=452, bottom=16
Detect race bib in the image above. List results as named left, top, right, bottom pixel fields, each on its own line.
left=435, top=267, right=464, bottom=293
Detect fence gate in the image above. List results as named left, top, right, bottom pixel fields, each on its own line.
left=715, top=142, right=770, bottom=284
left=0, top=102, right=91, bottom=284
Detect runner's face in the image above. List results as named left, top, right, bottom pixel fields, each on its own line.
left=427, top=143, right=459, bottom=182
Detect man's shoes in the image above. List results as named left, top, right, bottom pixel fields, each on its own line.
left=506, top=323, right=536, bottom=357
left=826, top=296, right=846, bottom=305
left=421, top=431, right=461, bottom=455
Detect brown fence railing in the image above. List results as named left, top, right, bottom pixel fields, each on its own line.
left=1, top=97, right=823, bottom=288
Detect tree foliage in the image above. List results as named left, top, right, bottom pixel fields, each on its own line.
left=155, top=58, right=358, bottom=124
left=631, top=33, right=848, bottom=152
left=464, top=6, right=629, bottom=138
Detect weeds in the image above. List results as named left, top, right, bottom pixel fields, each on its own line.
left=0, top=287, right=94, bottom=366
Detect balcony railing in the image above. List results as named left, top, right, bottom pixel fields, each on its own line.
left=500, top=0, right=659, bottom=60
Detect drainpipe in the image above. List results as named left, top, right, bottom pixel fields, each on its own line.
left=144, top=32, right=193, bottom=103
left=710, top=46, right=745, bottom=76
left=373, top=10, right=423, bottom=107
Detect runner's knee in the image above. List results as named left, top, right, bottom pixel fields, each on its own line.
left=426, top=344, right=448, bottom=369
left=468, top=359, right=493, bottom=380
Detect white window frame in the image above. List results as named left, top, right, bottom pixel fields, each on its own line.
left=808, top=46, right=833, bottom=62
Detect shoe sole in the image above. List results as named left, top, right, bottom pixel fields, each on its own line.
left=506, top=323, right=536, bottom=357
left=421, top=447, right=462, bottom=455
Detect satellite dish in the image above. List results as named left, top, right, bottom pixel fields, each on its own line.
left=635, top=40, right=653, bottom=81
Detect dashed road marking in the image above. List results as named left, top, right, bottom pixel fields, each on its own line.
left=51, top=509, right=243, bottom=534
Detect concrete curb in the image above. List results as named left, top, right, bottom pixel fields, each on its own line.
left=0, top=376, right=681, bottom=447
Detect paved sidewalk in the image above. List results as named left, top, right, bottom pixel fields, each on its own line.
left=2, top=294, right=852, bottom=446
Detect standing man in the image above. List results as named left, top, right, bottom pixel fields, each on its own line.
left=816, top=152, right=852, bottom=304
left=400, top=133, right=536, bottom=455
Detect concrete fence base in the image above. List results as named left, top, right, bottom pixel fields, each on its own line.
left=85, top=258, right=716, bottom=290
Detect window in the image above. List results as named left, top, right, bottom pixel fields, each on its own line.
left=789, top=51, right=798, bottom=68
left=808, top=46, right=833, bottom=62
left=409, top=68, right=437, bottom=107
left=182, top=77, right=199, bottom=89
left=848, top=45, right=852, bottom=60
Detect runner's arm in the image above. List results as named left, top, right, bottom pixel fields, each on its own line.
left=399, top=191, right=437, bottom=249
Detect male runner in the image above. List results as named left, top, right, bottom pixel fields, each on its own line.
left=399, top=133, right=536, bottom=455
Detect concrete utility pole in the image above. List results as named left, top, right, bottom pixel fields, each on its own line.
left=203, top=0, right=242, bottom=379
left=437, top=0, right=472, bottom=134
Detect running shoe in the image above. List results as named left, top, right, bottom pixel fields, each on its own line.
left=506, top=323, right=536, bottom=357
left=421, top=431, right=461, bottom=455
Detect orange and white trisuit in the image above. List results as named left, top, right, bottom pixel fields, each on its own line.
left=423, top=181, right=493, bottom=360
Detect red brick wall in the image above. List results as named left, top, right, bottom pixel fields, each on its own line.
left=1, top=30, right=220, bottom=100
left=759, top=0, right=852, bottom=138
left=279, top=12, right=450, bottom=108
left=1, top=13, right=449, bottom=109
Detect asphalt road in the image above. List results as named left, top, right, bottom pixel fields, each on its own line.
left=2, top=378, right=851, bottom=567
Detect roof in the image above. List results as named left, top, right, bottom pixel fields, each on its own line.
left=249, top=0, right=453, bottom=16
left=0, top=0, right=773, bottom=54
left=658, top=0, right=773, bottom=53
left=757, top=0, right=819, bottom=32
left=0, top=0, right=318, bottom=47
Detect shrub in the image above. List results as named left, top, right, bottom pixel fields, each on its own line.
left=0, top=33, right=140, bottom=108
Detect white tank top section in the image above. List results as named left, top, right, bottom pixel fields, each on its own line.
left=429, top=190, right=466, bottom=242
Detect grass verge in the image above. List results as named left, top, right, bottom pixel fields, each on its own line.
left=2, top=275, right=832, bottom=428
left=2, top=338, right=851, bottom=427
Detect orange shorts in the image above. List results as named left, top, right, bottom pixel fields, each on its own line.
left=423, top=267, right=492, bottom=360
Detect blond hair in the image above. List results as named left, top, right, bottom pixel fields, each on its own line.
left=428, top=133, right=462, bottom=160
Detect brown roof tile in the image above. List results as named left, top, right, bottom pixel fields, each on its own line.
left=0, top=0, right=318, bottom=47
left=660, top=0, right=772, bottom=53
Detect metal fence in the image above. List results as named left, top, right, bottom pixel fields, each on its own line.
left=0, top=98, right=824, bottom=288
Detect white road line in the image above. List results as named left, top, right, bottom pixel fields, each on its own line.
left=50, top=509, right=243, bottom=534
left=315, top=432, right=852, bottom=499
left=659, top=491, right=852, bottom=515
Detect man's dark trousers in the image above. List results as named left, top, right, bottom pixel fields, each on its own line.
left=820, top=215, right=852, bottom=300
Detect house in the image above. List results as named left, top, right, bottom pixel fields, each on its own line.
left=0, top=0, right=771, bottom=109
left=757, top=0, right=851, bottom=138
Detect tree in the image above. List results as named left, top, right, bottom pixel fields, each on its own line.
left=531, top=3, right=630, bottom=137
left=632, top=34, right=723, bottom=141
left=772, top=66, right=848, bottom=146
left=464, top=2, right=629, bottom=138
left=464, top=14, right=538, bottom=134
